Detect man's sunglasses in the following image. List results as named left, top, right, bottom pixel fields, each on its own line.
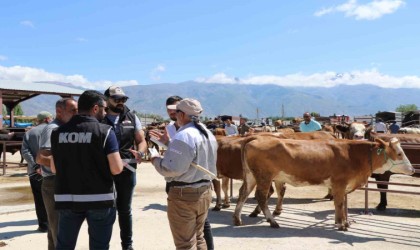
left=176, top=109, right=184, bottom=113
left=111, top=97, right=128, bottom=103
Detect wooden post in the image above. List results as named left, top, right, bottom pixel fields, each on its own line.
left=0, top=90, right=3, bottom=129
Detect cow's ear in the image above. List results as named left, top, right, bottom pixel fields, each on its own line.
left=389, top=137, right=399, bottom=147
left=374, top=138, right=387, bottom=148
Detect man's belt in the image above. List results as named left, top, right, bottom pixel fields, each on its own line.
left=168, top=179, right=210, bottom=187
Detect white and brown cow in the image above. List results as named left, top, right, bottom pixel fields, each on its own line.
left=233, top=136, right=414, bottom=231
left=335, top=122, right=370, bottom=140
left=213, top=131, right=336, bottom=211
left=369, top=133, right=420, bottom=210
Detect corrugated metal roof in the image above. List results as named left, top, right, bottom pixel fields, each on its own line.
left=0, top=81, right=84, bottom=95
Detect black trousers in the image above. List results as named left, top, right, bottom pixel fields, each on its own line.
left=29, top=176, right=48, bottom=229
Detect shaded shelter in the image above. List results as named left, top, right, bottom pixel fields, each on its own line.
left=0, top=82, right=83, bottom=129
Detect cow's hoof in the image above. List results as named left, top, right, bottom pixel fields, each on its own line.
left=324, top=194, right=334, bottom=200
left=376, top=204, right=387, bottom=211
left=222, top=203, right=230, bottom=209
left=338, top=226, right=348, bottom=231
left=249, top=211, right=259, bottom=217
left=273, top=210, right=282, bottom=216
left=233, top=217, right=243, bottom=226
left=212, top=205, right=221, bottom=211
left=269, top=221, right=280, bottom=228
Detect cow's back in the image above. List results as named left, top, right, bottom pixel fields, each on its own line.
left=243, top=137, right=373, bottom=190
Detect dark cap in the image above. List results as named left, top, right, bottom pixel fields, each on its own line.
left=104, top=86, right=128, bottom=98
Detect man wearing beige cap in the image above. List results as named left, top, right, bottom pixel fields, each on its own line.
left=103, top=85, right=147, bottom=250
left=149, top=98, right=217, bottom=249
left=21, top=111, right=53, bottom=233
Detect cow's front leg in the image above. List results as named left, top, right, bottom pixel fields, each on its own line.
left=212, top=179, right=222, bottom=211
left=333, top=188, right=348, bottom=231
left=221, top=176, right=231, bottom=208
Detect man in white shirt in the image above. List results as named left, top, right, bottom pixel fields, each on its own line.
left=374, top=118, right=387, bottom=133
left=225, top=119, right=238, bottom=136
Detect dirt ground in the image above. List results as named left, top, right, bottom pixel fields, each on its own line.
left=1, top=152, right=420, bottom=250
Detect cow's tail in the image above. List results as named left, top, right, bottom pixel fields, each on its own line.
left=240, top=135, right=259, bottom=190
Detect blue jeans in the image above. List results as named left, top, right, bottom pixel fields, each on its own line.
left=56, top=208, right=116, bottom=250
left=114, top=168, right=136, bottom=248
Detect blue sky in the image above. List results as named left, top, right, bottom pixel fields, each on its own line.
left=1, top=0, right=419, bottom=89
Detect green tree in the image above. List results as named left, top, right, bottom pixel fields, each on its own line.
left=310, top=112, right=320, bottom=117
left=396, top=104, right=418, bottom=113
left=2, top=104, right=24, bottom=116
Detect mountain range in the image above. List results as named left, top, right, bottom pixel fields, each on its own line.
left=21, top=82, right=420, bottom=119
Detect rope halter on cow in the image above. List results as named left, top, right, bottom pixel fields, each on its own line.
left=376, top=146, right=410, bottom=172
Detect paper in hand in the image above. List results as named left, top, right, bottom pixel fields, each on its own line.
left=150, top=137, right=168, bottom=150
left=148, top=147, right=160, bottom=158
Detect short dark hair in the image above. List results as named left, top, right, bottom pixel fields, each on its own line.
left=78, top=90, right=106, bottom=113
left=56, top=97, right=75, bottom=109
left=166, top=96, right=183, bottom=106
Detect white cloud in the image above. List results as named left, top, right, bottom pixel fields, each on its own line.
left=0, top=65, right=138, bottom=89
left=20, top=20, right=35, bottom=28
left=314, top=0, right=405, bottom=20
left=150, top=64, right=166, bottom=81
left=195, top=69, right=420, bottom=88
left=0, top=55, right=7, bottom=61
left=76, top=37, right=88, bottom=42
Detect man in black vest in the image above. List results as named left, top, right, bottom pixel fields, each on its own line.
left=51, top=90, right=123, bottom=249
left=103, top=86, right=147, bottom=250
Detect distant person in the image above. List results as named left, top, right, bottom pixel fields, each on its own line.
left=389, top=121, right=400, bottom=134
left=374, top=118, right=387, bottom=133
left=299, top=112, right=322, bottom=132
left=225, top=119, right=238, bottom=136
left=21, top=111, right=53, bottom=233
left=36, top=98, right=78, bottom=250
left=50, top=90, right=123, bottom=250
left=238, top=117, right=251, bottom=136
left=103, top=85, right=147, bottom=250
left=147, top=98, right=217, bottom=249
left=165, top=95, right=183, bottom=139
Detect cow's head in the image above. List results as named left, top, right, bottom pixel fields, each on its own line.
left=349, top=123, right=366, bottom=140
left=373, top=138, right=415, bottom=175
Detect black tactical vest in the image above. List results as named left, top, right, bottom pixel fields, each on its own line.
left=102, top=106, right=137, bottom=170
left=51, top=115, right=115, bottom=210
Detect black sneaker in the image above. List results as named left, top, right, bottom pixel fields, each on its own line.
left=123, top=246, right=134, bottom=250
left=37, top=227, right=48, bottom=233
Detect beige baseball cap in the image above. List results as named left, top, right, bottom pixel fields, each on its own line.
left=176, top=98, right=203, bottom=116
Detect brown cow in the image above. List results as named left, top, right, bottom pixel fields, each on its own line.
left=233, top=136, right=414, bottom=230
left=213, top=131, right=336, bottom=211
left=214, top=128, right=227, bottom=136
